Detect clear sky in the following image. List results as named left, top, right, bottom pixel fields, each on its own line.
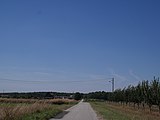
left=0, top=0, right=160, bottom=93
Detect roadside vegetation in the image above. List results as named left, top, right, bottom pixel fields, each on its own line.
left=86, top=77, right=160, bottom=112
left=87, top=76, right=160, bottom=120
left=0, top=98, right=74, bottom=104
left=106, top=76, right=160, bottom=112
left=0, top=98, right=76, bottom=120
left=90, top=101, right=160, bottom=120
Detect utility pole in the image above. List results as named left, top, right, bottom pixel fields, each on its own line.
left=109, top=78, right=115, bottom=92
left=112, top=78, right=114, bottom=92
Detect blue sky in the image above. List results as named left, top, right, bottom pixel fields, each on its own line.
left=0, top=0, right=160, bottom=93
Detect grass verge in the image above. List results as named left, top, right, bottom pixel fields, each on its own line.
left=90, top=101, right=160, bottom=120
left=20, top=104, right=72, bottom=120
left=0, top=100, right=77, bottom=120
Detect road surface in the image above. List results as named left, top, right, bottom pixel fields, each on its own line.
left=50, top=101, right=98, bottom=120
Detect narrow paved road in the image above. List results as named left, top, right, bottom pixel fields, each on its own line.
left=50, top=101, right=98, bottom=120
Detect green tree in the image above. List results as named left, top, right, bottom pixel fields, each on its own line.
left=74, top=92, right=82, bottom=100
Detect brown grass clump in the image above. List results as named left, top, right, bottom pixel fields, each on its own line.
left=0, top=102, right=51, bottom=120
left=0, top=98, right=75, bottom=105
left=0, top=98, right=76, bottom=120
left=0, top=98, right=37, bottom=104
left=106, top=102, right=160, bottom=120
left=45, top=99, right=76, bottom=104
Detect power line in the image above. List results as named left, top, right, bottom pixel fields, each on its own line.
left=0, top=77, right=115, bottom=91
left=0, top=78, right=110, bottom=84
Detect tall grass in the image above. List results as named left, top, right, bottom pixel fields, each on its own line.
left=0, top=98, right=77, bottom=120
left=0, top=103, right=52, bottom=120
left=0, top=98, right=75, bottom=104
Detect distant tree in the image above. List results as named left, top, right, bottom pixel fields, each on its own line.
left=135, top=83, right=142, bottom=109
left=74, top=92, right=82, bottom=100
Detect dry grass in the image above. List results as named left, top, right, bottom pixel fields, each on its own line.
left=0, top=98, right=77, bottom=120
left=0, top=98, right=75, bottom=104
left=0, top=102, right=51, bottom=120
left=106, top=102, right=160, bottom=120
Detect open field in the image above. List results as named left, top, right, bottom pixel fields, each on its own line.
left=0, top=98, right=75, bottom=104
left=0, top=98, right=77, bottom=120
left=90, top=101, right=160, bottom=120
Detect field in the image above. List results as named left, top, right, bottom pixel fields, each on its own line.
left=0, top=98, right=76, bottom=120
left=90, top=101, right=160, bottom=120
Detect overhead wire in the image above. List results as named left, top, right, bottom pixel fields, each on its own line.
left=0, top=78, right=111, bottom=84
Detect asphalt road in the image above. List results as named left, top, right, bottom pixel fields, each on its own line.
left=50, top=101, right=98, bottom=120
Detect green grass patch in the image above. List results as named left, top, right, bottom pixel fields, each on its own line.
left=90, top=101, right=160, bottom=120
left=20, top=108, right=61, bottom=120
left=90, top=102, right=130, bottom=120
left=19, top=104, right=75, bottom=120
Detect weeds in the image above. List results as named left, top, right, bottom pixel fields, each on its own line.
left=0, top=98, right=76, bottom=120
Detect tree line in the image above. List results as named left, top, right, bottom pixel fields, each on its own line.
left=107, top=76, right=160, bottom=112
left=85, top=76, right=160, bottom=112
left=0, top=92, right=73, bottom=99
